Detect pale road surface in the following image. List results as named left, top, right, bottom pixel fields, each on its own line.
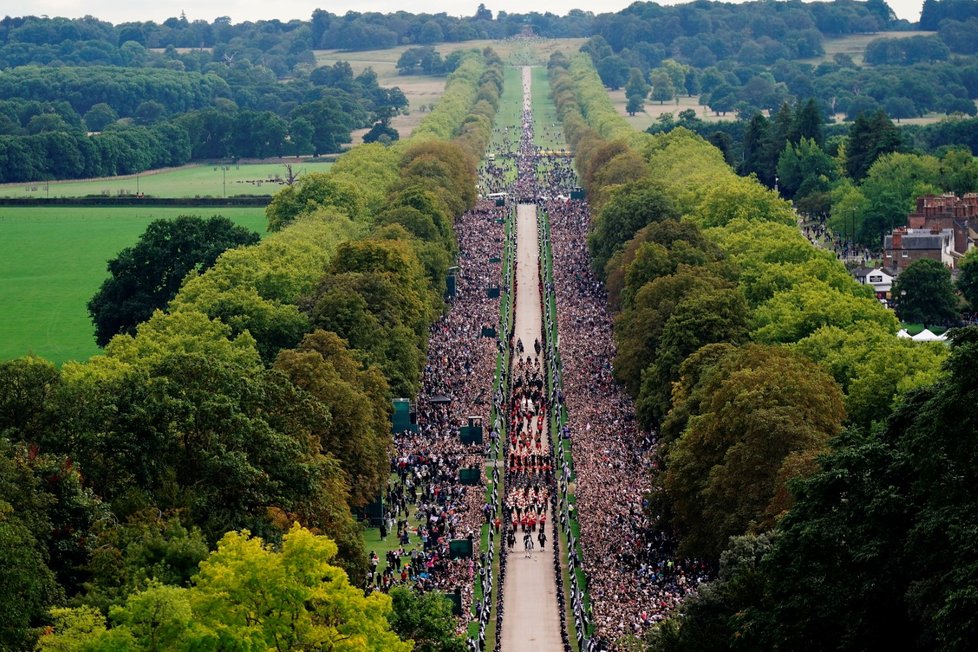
left=500, top=200, right=563, bottom=652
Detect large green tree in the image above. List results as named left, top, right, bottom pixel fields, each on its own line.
left=588, top=179, right=678, bottom=278
left=846, top=109, right=902, bottom=181
left=892, top=258, right=959, bottom=327
left=956, top=248, right=978, bottom=311
left=388, top=587, right=467, bottom=652
left=655, top=327, right=978, bottom=650
left=87, top=215, right=259, bottom=347
left=661, top=344, right=846, bottom=559
left=38, top=525, right=411, bottom=652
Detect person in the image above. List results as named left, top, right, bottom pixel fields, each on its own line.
left=538, top=529, right=547, bottom=550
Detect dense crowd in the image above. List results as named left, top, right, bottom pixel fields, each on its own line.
left=543, top=191, right=711, bottom=644
left=369, top=65, right=711, bottom=649
left=366, top=189, right=508, bottom=638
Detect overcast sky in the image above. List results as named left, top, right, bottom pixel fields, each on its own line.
left=0, top=0, right=927, bottom=25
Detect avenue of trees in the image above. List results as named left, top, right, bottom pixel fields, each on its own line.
left=549, top=51, right=967, bottom=648
left=0, top=48, right=502, bottom=651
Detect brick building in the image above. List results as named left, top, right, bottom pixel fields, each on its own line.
left=883, top=227, right=954, bottom=272
left=906, top=193, right=978, bottom=256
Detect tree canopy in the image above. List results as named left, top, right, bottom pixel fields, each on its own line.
left=88, top=215, right=259, bottom=347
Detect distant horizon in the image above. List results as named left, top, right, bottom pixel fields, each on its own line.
left=1, top=0, right=926, bottom=26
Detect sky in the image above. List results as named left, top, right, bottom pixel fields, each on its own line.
left=0, top=0, right=927, bottom=25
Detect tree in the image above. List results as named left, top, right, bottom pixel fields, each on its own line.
left=636, top=286, right=751, bottom=427
left=846, top=109, right=902, bottom=180
left=596, top=55, right=630, bottom=90
left=0, top=512, right=63, bottom=651
left=790, top=97, right=824, bottom=146
left=82, top=103, right=117, bottom=132
left=892, top=258, right=959, bottom=327
left=133, top=100, right=166, bottom=125
left=753, top=278, right=899, bottom=343
left=650, top=68, right=675, bottom=104
left=625, top=68, right=649, bottom=99
left=662, top=344, right=845, bottom=558
left=624, top=68, right=649, bottom=115
left=388, top=587, right=467, bottom=652
left=666, top=328, right=978, bottom=650
left=588, top=179, right=678, bottom=278
left=265, top=172, right=367, bottom=231
left=273, top=330, right=392, bottom=508
left=957, top=248, right=978, bottom=311
left=776, top=137, right=838, bottom=200
left=87, top=215, right=259, bottom=347
left=38, top=525, right=412, bottom=651
left=794, top=323, right=946, bottom=430
left=625, top=94, right=645, bottom=116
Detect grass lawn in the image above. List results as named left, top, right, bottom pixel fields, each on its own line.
left=532, top=66, right=567, bottom=151
left=902, top=322, right=948, bottom=336
left=0, top=161, right=333, bottom=199
left=0, top=206, right=266, bottom=364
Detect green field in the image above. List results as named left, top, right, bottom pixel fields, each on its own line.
left=0, top=206, right=267, bottom=364
left=0, top=161, right=333, bottom=199
left=532, top=65, right=565, bottom=150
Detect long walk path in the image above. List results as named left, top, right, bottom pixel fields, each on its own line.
left=500, top=67, right=564, bottom=652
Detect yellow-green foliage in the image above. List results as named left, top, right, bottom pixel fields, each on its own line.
left=166, top=211, right=361, bottom=361
left=568, top=53, right=644, bottom=149
left=794, top=324, right=946, bottom=429
left=411, top=52, right=486, bottom=144
left=328, top=142, right=405, bottom=215
left=104, top=309, right=262, bottom=371
left=37, top=525, right=411, bottom=652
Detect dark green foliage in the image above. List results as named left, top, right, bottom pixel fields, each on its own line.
left=846, top=109, right=903, bottom=181
left=657, top=327, right=978, bottom=650
left=387, top=587, right=468, bottom=652
left=864, top=35, right=950, bottom=65
left=88, top=215, right=259, bottom=347
left=892, top=259, right=959, bottom=327
left=956, top=250, right=978, bottom=310
left=0, top=516, right=63, bottom=651
left=363, top=122, right=400, bottom=144
left=588, top=179, right=679, bottom=278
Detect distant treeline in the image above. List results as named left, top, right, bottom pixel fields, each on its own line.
left=0, top=60, right=409, bottom=182
left=0, top=0, right=918, bottom=74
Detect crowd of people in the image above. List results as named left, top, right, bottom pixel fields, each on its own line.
left=368, top=65, right=714, bottom=650
left=800, top=213, right=877, bottom=265
left=543, top=190, right=711, bottom=644
left=366, top=183, right=509, bottom=642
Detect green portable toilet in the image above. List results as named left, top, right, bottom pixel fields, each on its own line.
left=446, top=266, right=458, bottom=299
left=459, top=466, right=481, bottom=485
left=449, top=539, right=474, bottom=559
left=460, top=416, right=484, bottom=445
left=392, top=398, right=416, bottom=433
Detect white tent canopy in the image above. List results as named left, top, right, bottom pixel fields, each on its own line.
left=911, top=328, right=947, bottom=342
